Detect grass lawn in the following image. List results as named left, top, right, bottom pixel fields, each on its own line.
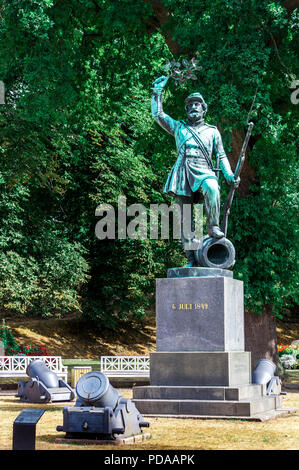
left=0, top=389, right=298, bottom=451
left=285, top=370, right=299, bottom=383
left=1, top=312, right=298, bottom=450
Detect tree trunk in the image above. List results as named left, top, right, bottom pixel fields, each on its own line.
left=244, top=306, right=278, bottom=372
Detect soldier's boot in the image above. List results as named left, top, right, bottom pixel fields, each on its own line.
left=208, top=225, right=225, bottom=239
left=202, top=180, right=223, bottom=239
left=184, top=248, right=198, bottom=267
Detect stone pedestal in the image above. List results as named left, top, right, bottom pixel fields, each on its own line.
left=156, top=276, right=244, bottom=352
left=132, top=270, right=285, bottom=420
left=150, top=352, right=251, bottom=387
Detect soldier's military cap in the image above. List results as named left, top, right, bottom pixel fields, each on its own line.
left=185, top=92, right=205, bottom=104
left=185, top=92, right=208, bottom=113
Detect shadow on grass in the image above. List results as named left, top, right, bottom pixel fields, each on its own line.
left=1, top=404, right=66, bottom=413
left=38, top=434, right=65, bottom=445
left=38, top=433, right=121, bottom=448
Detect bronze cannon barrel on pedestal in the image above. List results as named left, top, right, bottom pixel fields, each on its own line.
left=195, top=236, right=235, bottom=270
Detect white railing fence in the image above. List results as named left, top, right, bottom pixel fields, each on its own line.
left=0, top=356, right=68, bottom=381
left=0, top=355, right=150, bottom=381
left=100, top=356, right=150, bottom=377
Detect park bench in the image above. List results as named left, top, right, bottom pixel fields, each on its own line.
left=0, top=356, right=68, bottom=382
left=100, top=356, right=150, bottom=378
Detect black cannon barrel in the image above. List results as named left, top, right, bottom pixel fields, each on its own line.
left=26, top=360, right=59, bottom=389
left=58, top=371, right=150, bottom=439
left=76, top=371, right=121, bottom=409
left=252, top=359, right=276, bottom=385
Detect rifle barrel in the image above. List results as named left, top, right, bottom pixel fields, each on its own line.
left=234, top=122, right=254, bottom=178
left=220, top=122, right=254, bottom=236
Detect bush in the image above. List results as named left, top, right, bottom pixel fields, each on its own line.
left=279, top=354, right=297, bottom=370
left=0, top=244, right=89, bottom=317
left=5, top=345, right=48, bottom=356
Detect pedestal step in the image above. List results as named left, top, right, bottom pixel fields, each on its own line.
left=150, top=351, right=251, bottom=386
left=133, top=384, right=266, bottom=401
left=132, top=395, right=282, bottom=418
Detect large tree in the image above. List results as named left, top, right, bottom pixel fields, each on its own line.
left=143, top=0, right=299, bottom=362
left=0, top=1, right=297, bottom=356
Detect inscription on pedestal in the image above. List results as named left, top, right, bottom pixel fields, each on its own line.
left=171, top=303, right=209, bottom=310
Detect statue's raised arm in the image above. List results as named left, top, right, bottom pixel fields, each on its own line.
left=151, top=76, right=180, bottom=136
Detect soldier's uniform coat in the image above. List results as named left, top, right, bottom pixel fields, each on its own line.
left=151, top=89, right=229, bottom=198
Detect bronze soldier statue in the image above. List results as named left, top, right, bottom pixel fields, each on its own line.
left=151, top=75, right=239, bottom=267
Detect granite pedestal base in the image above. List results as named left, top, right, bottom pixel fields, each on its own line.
left=149, top=352, right=251, bottom=387
left=133, top=385, right=283, bottom=419
left=132, top=273, right=285, bottom=420
left=132, top=352, right=284, bottom=419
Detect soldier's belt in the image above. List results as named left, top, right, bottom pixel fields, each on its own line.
left=185, top=149, right=202, bottom=157
left=185, top=154, right=209, bottom=166
left=184, top=150, right=211, bottom=160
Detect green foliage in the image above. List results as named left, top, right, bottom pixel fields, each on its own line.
left=0, top=178, right=90, bottom=316
left=0, top=0, right=297, bottom=325
left=230, top=123, right=298, bottom=317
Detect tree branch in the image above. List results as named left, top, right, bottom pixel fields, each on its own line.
left=145, top=0, right=183, bottom=55
left=283, top=0, right=299, bottom=14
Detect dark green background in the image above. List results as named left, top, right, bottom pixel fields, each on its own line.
left=0, top=0, right=297, bottom=327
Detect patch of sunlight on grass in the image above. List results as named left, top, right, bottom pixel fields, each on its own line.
left=0, top=391, right=298, bottom=450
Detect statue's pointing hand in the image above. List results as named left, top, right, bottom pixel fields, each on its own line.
left=153, top=76, right=169, bottom=89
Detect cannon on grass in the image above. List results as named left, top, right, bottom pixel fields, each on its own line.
left=56, top=371, right=149, bottom=440
left=16, top=359, right=75, bottom=403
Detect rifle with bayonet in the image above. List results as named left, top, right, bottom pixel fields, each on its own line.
left=221, top=122, right=254, bottom=237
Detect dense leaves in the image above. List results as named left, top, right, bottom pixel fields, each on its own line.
left=0, top=0, right=297, bottom=325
